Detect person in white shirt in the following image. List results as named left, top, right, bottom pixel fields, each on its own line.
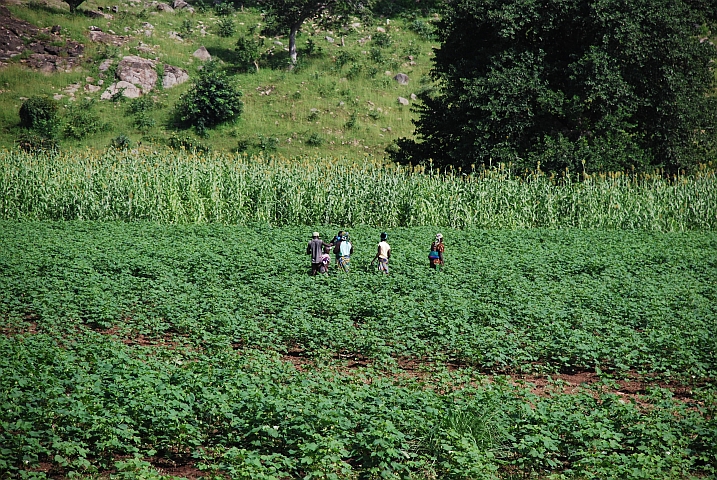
left=336, top=233, right=354, bottom=272
left=371, top=232, right=391, bottom=274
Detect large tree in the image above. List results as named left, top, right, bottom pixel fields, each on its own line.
left=394, top=0, right=717, bottom=174
left=257, top=0, right=372, bottom=66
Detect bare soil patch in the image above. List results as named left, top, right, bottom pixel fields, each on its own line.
left=282, top=349, right=702, bottom=404
left=0, top=0, right=83, bottom=71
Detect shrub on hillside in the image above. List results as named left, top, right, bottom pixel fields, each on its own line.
left=109, top=134, right=132, bottom=150
left=168, top=133, right=210, bottom=153
left=16, top=131, right=59, bottom=155
left=63, top=99, right=109, bottom=140
left=235, top=35, right=262, bottom=72
left=217, top=17, right=236, bottom=37
left=19, top=96, right=59, bottom=138
left=174, top=63, right=244, bottom=136
left=127, top=96, right=157, bottom=132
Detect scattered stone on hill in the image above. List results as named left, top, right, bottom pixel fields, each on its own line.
left=116, top=55, right=157, bottom=92
left=86, top=10, right=113, bottom=19
left=410, top=93, right=417, bottom=100
left=156, top=2, right=174, bottom=12
left=162, top=64, right=188, bottom=88
left=377, top=27, right=386, bottom=33
left=257, top=85, right=275, bottom=96
left=398, top=96, right=409, bottom=106
left=84, top=84, right=101, bottom=93
left=168, top=31, right=183, bottom=41
left=51, top=25, right=61, bottom=34
left=88, top=26, right=131, bottom=46
left=65, top=83, right=81, bottom=96
left=394, top=73, right=409, bottom=85
left=172, top=0, right=193, bottom=11
left=98, top=58, right=114, bottom=75
left=193, top=46, right=211, bottom=61
left=134, top=42, right=156, bottom=54
left=101, top=80, right=142, bottom=99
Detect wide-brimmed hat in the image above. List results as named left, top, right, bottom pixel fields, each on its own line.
left=312, top=231, right=320, bottom=237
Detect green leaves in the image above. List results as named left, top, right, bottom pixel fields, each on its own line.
left=174, top=64, right=244, bottom=136
left=399, top=0, right=717, bottom=174
left=1, top=222, right=715, bottom=478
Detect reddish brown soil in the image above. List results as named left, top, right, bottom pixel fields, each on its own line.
left=282, top=348, right=701, bottom=404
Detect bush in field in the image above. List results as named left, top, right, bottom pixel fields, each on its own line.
left=168, top=133, right=210, bottom=153
left=127, top=96, right=157, bottom=132
left=63, top=99, right=109, bottom=140
left=19, top=96, right=59, bottom=139
left=16, top=131, right=59, bottom=155
left=109, top=134, right=132, bottom=150
left=235, top=35, right=261, bottom=72
left=306, top=132, right=324, bottom=146
left=372, top=32, right=393, bottom=48
left=174, top=63, right=244, bottom=136
left=217, top=17, right=236, bottom=37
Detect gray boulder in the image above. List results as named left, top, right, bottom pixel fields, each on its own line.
left=393, top=73, right=409, bottom=85
left=101, top=81, right=142, bottom=99
left=162, top=64, right=189, bottom=88
left=193, top=46, right=211, bottom=61
left=116, top=55, right=157, bottom=93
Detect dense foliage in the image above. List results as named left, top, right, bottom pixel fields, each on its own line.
left=1, top=222, right=715, bottom=478
left=18, top=96, right=59, bottom=139
left=174, top=64, right=244, bottom=136
left=2, top=150, right=716, bottom=229
left=395, top=0, right=717, bottom=174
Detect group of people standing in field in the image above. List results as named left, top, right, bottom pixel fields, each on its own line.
left=306, top=230, right=444, bottom=276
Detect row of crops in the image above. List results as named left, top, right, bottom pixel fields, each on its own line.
left=2, top=221, right=716, bottom=479
left=2, top=150, right=716, bottom=229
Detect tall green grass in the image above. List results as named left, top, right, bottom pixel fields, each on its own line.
left=2, top=149, right=715, bottom=229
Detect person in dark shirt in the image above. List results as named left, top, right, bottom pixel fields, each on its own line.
left=306, top=231, right=330, bottom=276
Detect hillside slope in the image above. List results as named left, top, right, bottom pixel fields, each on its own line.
left=0, top=0, right=437, bottom=157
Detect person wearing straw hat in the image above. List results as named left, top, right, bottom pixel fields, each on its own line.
left=428, top=233, right=445, bottom=270
left=307, top=231, right=331, bottom=276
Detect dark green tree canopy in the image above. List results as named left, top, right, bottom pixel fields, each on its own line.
left=257, top=0, right=372, bottom=65
left=395, top=0, right=717, bottom=174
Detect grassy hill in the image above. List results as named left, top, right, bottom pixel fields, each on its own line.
left=0, top=0, right=438, bottom=157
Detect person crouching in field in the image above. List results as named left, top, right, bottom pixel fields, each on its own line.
left=429, top=233, right=444, bottom=270
left=371, top=232, right=391, bottom=274
left=320, top=245, right=331, bottom=274
left=307, top=231, right=331, bottom=276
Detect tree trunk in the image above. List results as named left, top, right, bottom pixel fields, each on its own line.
left=289, top=23, right=300, bottom=67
